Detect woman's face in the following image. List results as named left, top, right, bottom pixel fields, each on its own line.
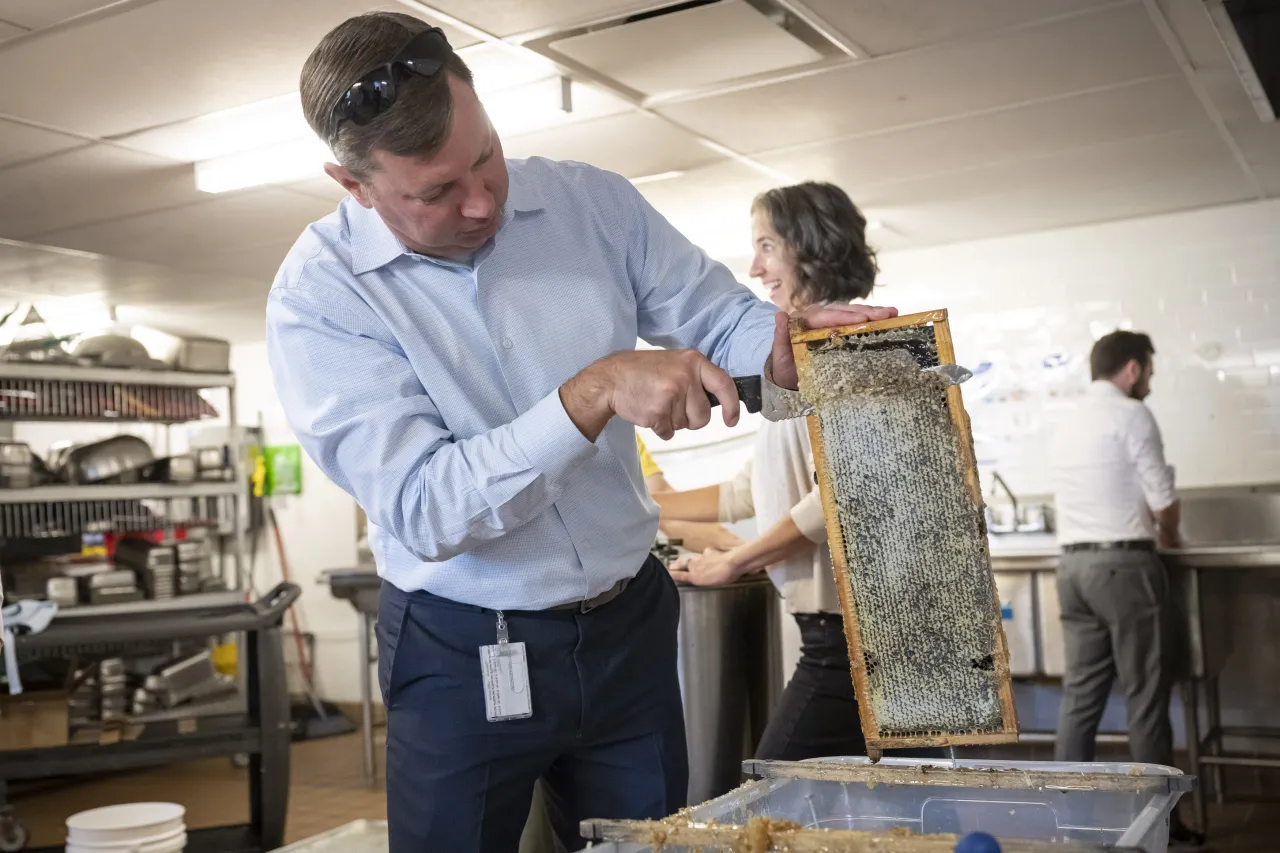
left=749, top=210, right=802, bottom=314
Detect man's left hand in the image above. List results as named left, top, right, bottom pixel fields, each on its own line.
left=769, top=304, right=899, bottom=390
left=668, top=548, right=740, bottom=587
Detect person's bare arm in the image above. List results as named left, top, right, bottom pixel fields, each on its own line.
left=668, top=515, right=813, bottom=586
left=648, top=484, right=722, bottom=522
left=643, top=472, right=741, bottom=551
left=659, top=519, right=743, bottom=553
left=1154, top=501, right=1182, bottom=549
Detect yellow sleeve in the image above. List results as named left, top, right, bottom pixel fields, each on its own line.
left=635, top=434, right=663, bottom=479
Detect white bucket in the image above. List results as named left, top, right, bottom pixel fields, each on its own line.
left=66, top=804, right=186, bottom=850
left=66, top=830, right=186, bottom=853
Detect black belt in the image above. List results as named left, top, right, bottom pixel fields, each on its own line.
left=547, top=575, right=631, bottom=613
left=1062, top=540, right=1155, bottom=554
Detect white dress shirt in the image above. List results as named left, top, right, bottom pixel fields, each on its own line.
left=1050, top=380, right=1177, bottom=546
left=717, top=419, right=839, bottom=614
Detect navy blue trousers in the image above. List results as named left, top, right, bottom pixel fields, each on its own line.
left=377, top=556, right=688, bottom=852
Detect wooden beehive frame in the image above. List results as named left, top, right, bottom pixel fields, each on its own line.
left=791, top=309, right=1018, bottom=756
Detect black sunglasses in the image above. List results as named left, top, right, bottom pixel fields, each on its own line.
left=331, top=27, right=453, bottom=134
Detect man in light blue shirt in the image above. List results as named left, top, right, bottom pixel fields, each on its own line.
left=269, top=12, right=895, bottom=852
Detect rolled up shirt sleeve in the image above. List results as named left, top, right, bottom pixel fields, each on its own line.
left=267, top=277, right=598, bottom=564
left=717, top=458, right=757, bottom=523
left=789, top=490, right=828, bottom=543
left=1125, top=405, right=1176, bottom=512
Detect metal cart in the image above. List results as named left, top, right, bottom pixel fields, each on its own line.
left=1, top=583, right=299, bottom=853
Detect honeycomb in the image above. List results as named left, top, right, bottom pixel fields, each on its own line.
left=799, top=323, right=1010, bottom=740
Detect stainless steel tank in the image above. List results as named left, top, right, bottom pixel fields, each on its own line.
left=676, top=573, right=783, bottom=805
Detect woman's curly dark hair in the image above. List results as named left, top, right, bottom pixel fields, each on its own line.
left=751, top=182, right=879, bottom=308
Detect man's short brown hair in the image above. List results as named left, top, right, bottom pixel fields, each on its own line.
left=300, top=11, right=474, bottom=179
left=1090, top=330, right=1155, bottom=380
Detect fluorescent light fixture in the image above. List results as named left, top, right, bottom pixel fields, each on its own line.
left=630, top=171, right=685, bottom=185
left=866, top=219, right=885, bottom=231
left=195, top=135, right=332, bottom=194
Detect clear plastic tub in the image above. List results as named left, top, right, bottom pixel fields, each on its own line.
left=582, top=757, right=1194, bottom=853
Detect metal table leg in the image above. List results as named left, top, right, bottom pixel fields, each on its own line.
left=1182, top=566, right=1207, bottom=835
left=1204, top=674, right=1224, bottom=804
left=1181, top=680, right=1206, bottom=835
left=358, top=611, right=376, bottom=787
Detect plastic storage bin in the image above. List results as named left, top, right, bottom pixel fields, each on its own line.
left=582, top=757, right=1193, bottom=853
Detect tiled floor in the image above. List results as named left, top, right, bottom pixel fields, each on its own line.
left=10, top=730, right=1280, bottom=850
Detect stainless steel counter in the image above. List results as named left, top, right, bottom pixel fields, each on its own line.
left=985, top=533, right=1280, bottom=835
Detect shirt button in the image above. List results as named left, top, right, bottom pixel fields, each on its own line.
left=502, top=338, right=513, bottom=350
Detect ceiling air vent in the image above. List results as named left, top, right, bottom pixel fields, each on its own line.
left=1207, top=0, right=1279, bottom=122
left=526, top=0, right=842, bottom=101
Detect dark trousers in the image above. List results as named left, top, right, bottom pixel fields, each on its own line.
left=377, top=556, right=688, bottom=852
left=755, top=612, right=944, bottom=761
left=1055, top=549, right=1177, bottom=766
left=755, top=612, right=866, bottom=760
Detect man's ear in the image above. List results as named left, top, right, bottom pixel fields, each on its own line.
left=324, top=162, right=371, bottom=208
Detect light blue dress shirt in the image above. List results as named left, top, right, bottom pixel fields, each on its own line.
left=266, top=157, right=776, bottom=609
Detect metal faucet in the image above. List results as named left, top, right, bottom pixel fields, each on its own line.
left=987, top=470, right=1019, bottom=534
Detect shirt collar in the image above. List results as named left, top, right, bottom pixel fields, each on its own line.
left=1089, top=379, right=1127, bottom=398
left=347, top=159, right=545, bottom=276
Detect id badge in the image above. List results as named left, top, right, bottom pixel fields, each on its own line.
left=480, top=611, right=532, bottom=722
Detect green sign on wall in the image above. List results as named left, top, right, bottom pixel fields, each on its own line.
left=263, top=444, right=303, bottom=496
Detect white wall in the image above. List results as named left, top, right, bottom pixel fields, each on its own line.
left=877, top=198, right=1280, bottom=498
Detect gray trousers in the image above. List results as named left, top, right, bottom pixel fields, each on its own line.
left=1054, top=549, right=1177, bottom=766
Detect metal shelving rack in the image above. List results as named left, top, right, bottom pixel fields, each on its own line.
left=0, top=360, right=290, bottom=853
left=0, top=361, right=247, bottom=590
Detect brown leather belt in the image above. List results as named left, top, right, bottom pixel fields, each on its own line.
left=547, top=576, right=632, bottom=613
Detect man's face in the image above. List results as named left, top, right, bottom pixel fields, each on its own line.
left=327, top=74, right=510, bottom=259
left=1120, top=357, right=1154, bottom=400
left=1132, top=357, right=1154, bottom=400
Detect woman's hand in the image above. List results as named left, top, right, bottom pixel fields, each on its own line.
left=668, top=547, right=741, bottom=587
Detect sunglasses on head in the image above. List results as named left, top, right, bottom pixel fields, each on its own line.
left=331, top=27, right=453, bottom=134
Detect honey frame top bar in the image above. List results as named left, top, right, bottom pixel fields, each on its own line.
left=790, top=308, right=948, bottom=344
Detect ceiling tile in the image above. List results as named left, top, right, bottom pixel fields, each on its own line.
left=411, top=1, right=666, bottom=40
left=0, top=0, right=116, bottom=30
left=0, top=144, right=208, bottom=239
left=548, top=1, right=822, bottom=97
left=0, top=19, right=27, bottom=41
left=30, top=187, right=336, bottom=271
left=287, top=175, right=350, bottom=203
left=501, top=112, right=722, bottom=178
left=858, top=130, right=1255, bottom=247
left=0, top=236, right=260, bottom=311
left=0, top=0, right=439, bottom=138
left=655, top=2, right=1178, bottom=153
left=1228, top=118, right=1280, bottom=198
left=635, top=160, right=777, bottom=260
left=757, top=76, right=1207, bottom=192
left=0, top=118, right=85, bottom=168
left=802, top=0, right=1119, bottom=56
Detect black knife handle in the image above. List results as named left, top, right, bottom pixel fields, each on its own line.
left=707, top=376, right=763, bottom=415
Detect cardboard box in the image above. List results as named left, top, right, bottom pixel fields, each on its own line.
left=0, top=691, right=69, bottom=751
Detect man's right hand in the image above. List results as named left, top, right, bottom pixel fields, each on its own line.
left=559, top=349, right=740, bottom=442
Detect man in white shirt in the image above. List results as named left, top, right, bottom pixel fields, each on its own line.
left=1050, top=331, right=1199, bottom=844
